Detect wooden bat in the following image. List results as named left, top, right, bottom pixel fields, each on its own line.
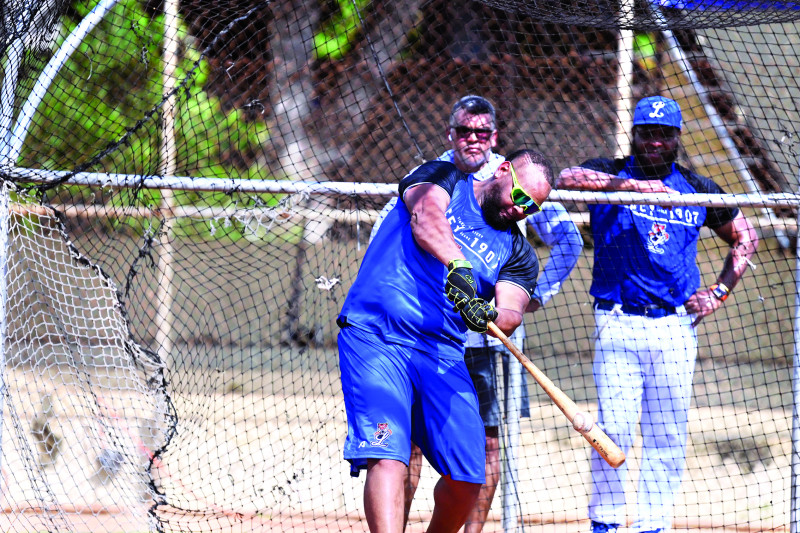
left=487, top=321, right=625, bottom=468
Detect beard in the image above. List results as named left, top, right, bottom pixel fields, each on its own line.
left=631, top=142, right=678, bottom=178
left=455, top=149, right=489, bottom=173
left=481, top=184, right=514, bottom=231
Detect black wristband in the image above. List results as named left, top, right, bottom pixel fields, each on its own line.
left=448, top=259, right=472, bottom=271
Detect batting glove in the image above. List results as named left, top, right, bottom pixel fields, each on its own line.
left=459, top=298, right=498, bottom=333
left=445, top=259, right=477, bottom=311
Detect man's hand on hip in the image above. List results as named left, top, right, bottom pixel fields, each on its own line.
left=684, top=289, right=723, bottom=327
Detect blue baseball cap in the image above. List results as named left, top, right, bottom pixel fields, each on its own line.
left=633, top=96, right=682, bottom=130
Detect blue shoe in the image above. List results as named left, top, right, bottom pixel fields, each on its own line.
left=640, top=530, right=663, bottom=533
left=591, top=521, right=620, bottom=533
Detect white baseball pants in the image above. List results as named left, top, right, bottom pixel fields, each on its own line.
left=588, top=305, right=697, bottom=532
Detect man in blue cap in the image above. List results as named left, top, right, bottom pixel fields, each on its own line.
left=558, top=96, right=758, bottom=533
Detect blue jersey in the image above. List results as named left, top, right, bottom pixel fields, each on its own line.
left=338, top=161, right=539, bottom=360
left=583, top=157, right=738, bottom=307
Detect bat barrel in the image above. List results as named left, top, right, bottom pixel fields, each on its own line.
left=486, top=322, right=626, bottom=469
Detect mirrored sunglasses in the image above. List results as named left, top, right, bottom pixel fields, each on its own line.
left=509, top=162, right=542, bottom=215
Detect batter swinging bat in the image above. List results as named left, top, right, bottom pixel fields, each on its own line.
left=487, top=321, right=625, bottom=469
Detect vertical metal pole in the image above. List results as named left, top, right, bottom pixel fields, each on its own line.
left=145, top=0, right=181, bottom=496
left=613, top=0, right=636, bottom=159
left=153, top=0, right=180, bottom=359
left=0, top=183, right=11, bottom=477
left=791, top=196, right=800, bottom=532
left=502, top=219, right=527, bottom=531
left=0, top=40, right=25, bottom=165
left=502, top=352, right=523, bottom=532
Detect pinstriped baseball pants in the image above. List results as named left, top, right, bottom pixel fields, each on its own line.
left=588, top=306, right=697, bottom=532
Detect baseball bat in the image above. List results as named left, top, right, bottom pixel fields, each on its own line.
left=487, top=321, right=625, bottom=468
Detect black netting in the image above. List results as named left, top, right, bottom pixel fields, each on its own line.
left=483, top=0, right=800, bottom=29
left=0, top=0, right=798, bottom=531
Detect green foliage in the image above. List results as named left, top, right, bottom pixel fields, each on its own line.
left=313, top=0, right=371, bottom=60
left=19, top=0, right=271, bottom=182
left=634, top=32, right=657, bottom=59
left=13, top=0, right=295, bottom=242
left=173, top=65, right=271, bottom=186
left=20, top=0, right=161, bottom=175
left=634, top=32, right=658, bottom=70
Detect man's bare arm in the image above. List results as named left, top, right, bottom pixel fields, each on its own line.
left=558, top=166, right=676, bottom=194
left=403, top=183, right=465, bottom=265
left=684, top=212, right=759, bottom=326
left=712, top=211, right=759, bottom=289
left=490, top=282, right=531, bottom=337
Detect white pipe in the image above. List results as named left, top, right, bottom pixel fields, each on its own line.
left=649, top=5, right=763, bottom=201
left=614, top=32, right=636, bottom=157
left=5, top=0, right=120, bottom=164
left=1, top=166, right=397, bottom=195
left=153, top=0, right=181, bottom=367
left=0, top=183, right=11, bottom=477
left=790, top=171, right=800, bottom=533
left=0, top=39, right=25, bottom=164
left=502, top=353, right=524, bottom=532
left=4, top=166, right=800, bottom=208
left=613, top=0, right=636, bottom=158
left=661, top=35, right=763, bottom=197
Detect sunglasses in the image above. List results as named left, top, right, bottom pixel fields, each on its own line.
left=509, top=162, right=542, bottom=215
left=451, top=125, right=494, bottom=142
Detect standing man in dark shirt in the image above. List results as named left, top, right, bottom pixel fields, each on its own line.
left=558, top=96, right=758, bottom=533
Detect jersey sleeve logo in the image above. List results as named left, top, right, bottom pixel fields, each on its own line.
left=647, top=221, right=670, bottom=254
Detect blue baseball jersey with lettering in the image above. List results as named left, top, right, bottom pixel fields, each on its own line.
left=582, top=157, right=738, bottom=307
left=338, top=161, right=539, bottom=360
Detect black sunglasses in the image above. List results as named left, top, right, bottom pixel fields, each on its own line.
left=451, top=126, right=494, bottom=142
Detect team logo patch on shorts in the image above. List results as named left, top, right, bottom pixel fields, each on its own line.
left=647, top=221, right=669, bottom=254
left=370, top=422, right=393, bottom=447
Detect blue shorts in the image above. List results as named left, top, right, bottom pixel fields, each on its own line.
left=337, top=326, right=485, bottom=484
left=465, top=346, right=531, bottom=427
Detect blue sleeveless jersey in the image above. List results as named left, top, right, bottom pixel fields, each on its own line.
left=583, top=157, right=738, bottom=307
left=338, top=161, right=538, bottom=360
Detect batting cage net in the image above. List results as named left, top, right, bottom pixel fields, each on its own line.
left=0, top=0, right=798, bottom=532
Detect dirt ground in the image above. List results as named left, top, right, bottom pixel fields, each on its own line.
left=1, top=280, right=793, bottom=533
left=1, top=370, right=791, bottom=533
